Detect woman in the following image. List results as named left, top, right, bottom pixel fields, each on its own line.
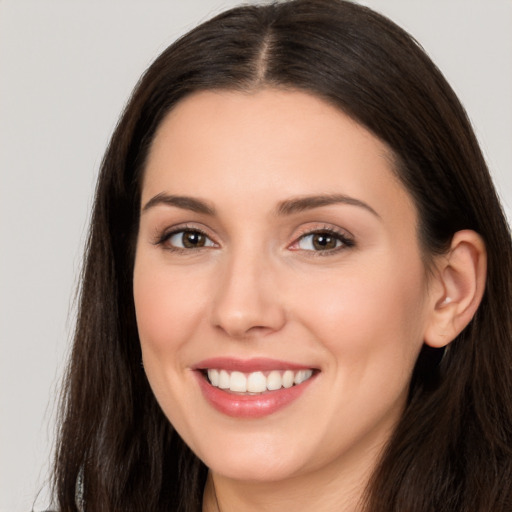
left=52, top=0, right=512, bottom=510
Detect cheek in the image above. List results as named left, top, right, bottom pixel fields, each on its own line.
left=132, top=255, right=213, bottom=431
left=295, top=256, right=429, bottom=444
left=293, top=253, right=429, bottom=373
left=133, top=256, right=207, bottom=362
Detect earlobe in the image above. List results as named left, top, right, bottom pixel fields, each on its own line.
left=424, top=230, right=487, bottom=348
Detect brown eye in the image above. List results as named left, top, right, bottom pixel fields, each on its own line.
left=311, top=233, right=338, bottom=250
left=167, top=230, right=216, bottom=249
left=295, top=231, right=353, bottom=252
left=182, top=231, right=206, bottom=248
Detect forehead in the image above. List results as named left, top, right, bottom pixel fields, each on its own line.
left=142, top=88, right=415, bottom=226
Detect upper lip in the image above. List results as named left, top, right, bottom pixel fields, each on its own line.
left=192, top=357, right=316, bottom=373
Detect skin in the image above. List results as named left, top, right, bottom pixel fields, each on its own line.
left=133, top=89, right=452, bottom=511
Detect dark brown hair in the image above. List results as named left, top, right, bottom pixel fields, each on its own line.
left=53, top=1, right=512, bottom=510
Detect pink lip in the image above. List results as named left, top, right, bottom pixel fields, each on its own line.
left=192, top=358, right=318, bottom=419
left=193, top=357, right=312, bottom=373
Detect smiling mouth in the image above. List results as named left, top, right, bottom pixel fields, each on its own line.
left=203, top=368, right=315, bottom=394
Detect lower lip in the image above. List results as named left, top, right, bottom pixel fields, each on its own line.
left=195, top=372, right=316, bottom=419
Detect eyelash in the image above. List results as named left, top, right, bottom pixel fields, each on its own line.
left=154, top=225, right=355, bottom=255
left=154, top=224, right=216, bottom=253
left=290, top=226, right=355, bottom=256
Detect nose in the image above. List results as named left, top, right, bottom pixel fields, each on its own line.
left=210, top=248, right=286, bottom=339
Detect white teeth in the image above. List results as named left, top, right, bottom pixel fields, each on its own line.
left=206, top=368, right=314, bottom=393
left=230, top=371, right=247, bottom=392
left=218, top=369, right=230, bottom=389
left=267, top=370, right=282, bottom=391
left=207, top=369, right=219, bottom=386
left=247, top=371, right=267, bottom=393
left=282, top=370, right=294, bottom=388
left=294, top=369, right=313, bottom=385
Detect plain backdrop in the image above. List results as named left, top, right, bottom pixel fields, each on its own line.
left=1, top=1, right=511, bottom=510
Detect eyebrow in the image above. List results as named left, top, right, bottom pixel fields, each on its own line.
left=141, top=192, right=379, bottom=218
left=275, top=194, right=380, bottom=218
left=142, top=193, right=215, bottom=215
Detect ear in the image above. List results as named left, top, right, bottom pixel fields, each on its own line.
left=424, top=230, right=487, bottom=348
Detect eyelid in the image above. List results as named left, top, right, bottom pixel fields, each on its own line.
left=151, top=222, right=354, bottom=254
left=288, top=224, right=355, bottom=252
left=153, top=223, right=219, bottom=249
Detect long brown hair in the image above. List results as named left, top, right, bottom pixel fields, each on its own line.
left=53, top=1, right=512, bottom=510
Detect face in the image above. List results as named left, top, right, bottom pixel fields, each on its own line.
left=133, top=89, right=436, bottom=485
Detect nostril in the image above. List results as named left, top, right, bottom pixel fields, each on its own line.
left=214, top=322, right=279, bottom=339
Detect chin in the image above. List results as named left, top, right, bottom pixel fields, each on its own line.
left=188, top=426, right=314, bottom=482
left=206, top=452, right=306, bottom=483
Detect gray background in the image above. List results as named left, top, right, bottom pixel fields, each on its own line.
left=1, top=1, right=511, bottom=510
